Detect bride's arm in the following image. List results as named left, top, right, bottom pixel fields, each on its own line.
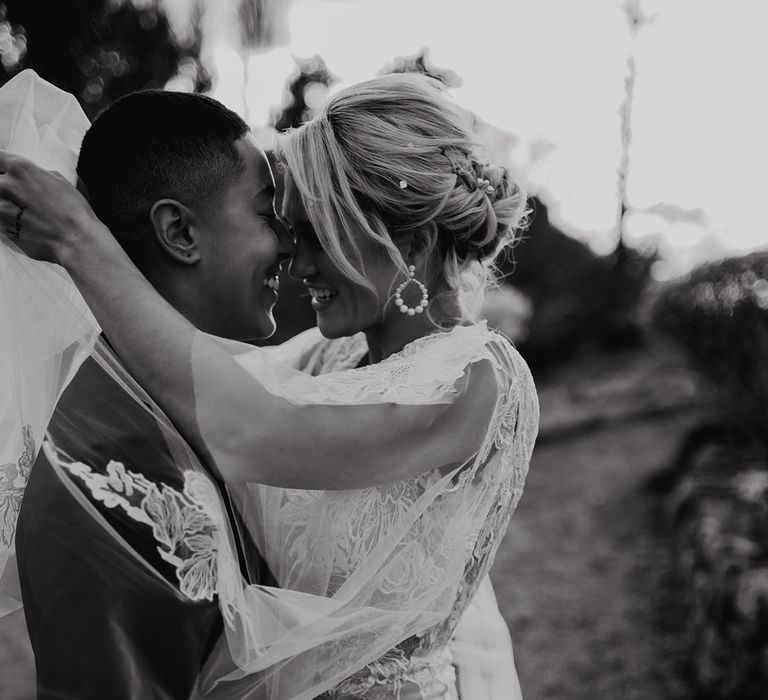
left=0, top=154, right=498, bottom=489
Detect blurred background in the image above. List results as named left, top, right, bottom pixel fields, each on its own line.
left=1, top=0, right=767, bottom=698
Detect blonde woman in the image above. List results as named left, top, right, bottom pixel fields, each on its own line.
left=0, top=73, right=538, bottom=699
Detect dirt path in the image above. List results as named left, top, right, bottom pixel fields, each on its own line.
left=490, top=349, right=701, bottom=700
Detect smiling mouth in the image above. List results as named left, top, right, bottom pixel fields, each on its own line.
left=307, top=286, right=338, bottom=307
left=263, top=274, right=280, bottom=292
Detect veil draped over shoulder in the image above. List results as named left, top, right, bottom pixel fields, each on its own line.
left=0, top=71, right=538, bottom=700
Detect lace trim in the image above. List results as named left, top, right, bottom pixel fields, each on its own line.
left=59, top=457, right=223, bottom=603
left=0, top=425, right=34, bottom=547
left=294, top=323, right=497, bottom=404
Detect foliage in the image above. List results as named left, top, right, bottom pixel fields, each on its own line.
left=1, top=0, right=208, bottom=118
left=271, top=54, right=336, bottom=132
left=670, top=452, right=768, bottom=699
left=655, top=252, right=768, bottom=697
left=500, top=198, right=656, bottom=370
left=378, top=47, right=461, bottom=88
left=651, top=252, right=768, bottom=447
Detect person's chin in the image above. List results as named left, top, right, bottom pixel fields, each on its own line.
left=251, top=314, right=277, bottom=341
left=316, top=313, right=355, bottom=340
left=233, top=311, right=276, bottom=343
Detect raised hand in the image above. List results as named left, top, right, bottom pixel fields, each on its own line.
left=0, top=150, right=104, bottom=265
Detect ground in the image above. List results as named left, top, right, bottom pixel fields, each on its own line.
left=0, top=343, right=705, bottom=699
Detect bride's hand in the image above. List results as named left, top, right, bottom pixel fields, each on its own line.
left=0, top=150, right=107, bottom=265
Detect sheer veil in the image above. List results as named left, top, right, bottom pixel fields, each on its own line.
left=0, top=71, right=538, bottom=700
left=0, top=70, right=100, bottom=615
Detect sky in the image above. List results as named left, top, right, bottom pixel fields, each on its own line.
left=163, top=0, right=768, bottom=278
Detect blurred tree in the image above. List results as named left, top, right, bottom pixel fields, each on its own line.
left=271, top=54, right=336, bottom=132
left=498, top=198, right=656, bottom=370
left=238, top=0, right=291, bottom=50
left=378, top=47, right=461, bottom=88
left=1, top=0, right=208, bottom=118
left=0, top=2, right=27, bottom=75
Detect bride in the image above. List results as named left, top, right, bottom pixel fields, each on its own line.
left=0, top=72, right=538, bottom=699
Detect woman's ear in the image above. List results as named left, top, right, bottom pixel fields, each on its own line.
left=406, top=221, right=439, bottom=271
left=149, top=199, right=200, bottom=264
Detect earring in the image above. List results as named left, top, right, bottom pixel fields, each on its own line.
left=394, top=265, right=429, bottom=316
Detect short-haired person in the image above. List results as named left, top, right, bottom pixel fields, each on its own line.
left=13, top=83, right=290, bottom=700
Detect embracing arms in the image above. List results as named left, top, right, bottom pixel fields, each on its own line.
left=0, top=154, right=498, bottom=489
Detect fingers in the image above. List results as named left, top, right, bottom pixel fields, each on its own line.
left=0, top=153, right=35, bottom=223
left=0, top=172, right=20, bottom=235
left=0, top=196, right=22, bottom=239
left=0, top=149, right=13, bottom=173
left=0, top=156, right=26, bottom=210
left=0, top=150, right=27, bottom=177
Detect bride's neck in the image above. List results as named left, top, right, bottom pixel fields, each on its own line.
left=364, top=304, right=455, bottom=364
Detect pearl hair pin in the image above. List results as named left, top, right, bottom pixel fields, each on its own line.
left=394, top=265, right=429, bottom=315
left=477, top=177, right=495, bottom=196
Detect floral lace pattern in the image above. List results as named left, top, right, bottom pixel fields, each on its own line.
left=56, top=455, right=223, bottom=602
left=0, top=425, right=34, bottom=547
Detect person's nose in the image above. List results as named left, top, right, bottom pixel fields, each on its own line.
left=274, top=220, right=295, bottom=268
left=289, top=238, right=317, bottom=281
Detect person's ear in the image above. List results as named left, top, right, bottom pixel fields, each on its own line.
left=404, top=221, right=438, bottom=273
left=149, top=199, right=200, bottom=264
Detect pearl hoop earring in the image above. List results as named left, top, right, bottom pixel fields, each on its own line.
left=395, top=266, right=429, bottom=316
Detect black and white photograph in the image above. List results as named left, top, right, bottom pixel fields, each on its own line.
left=0, top=1, right=766, bottom=698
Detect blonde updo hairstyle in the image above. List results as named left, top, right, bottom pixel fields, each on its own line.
left=276, top=72, right=528, bottom=325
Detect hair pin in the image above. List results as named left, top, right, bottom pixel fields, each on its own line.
left=477, top=178, right=495, bottom=196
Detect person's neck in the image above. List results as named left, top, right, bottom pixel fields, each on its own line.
left=364, top=312, right=447, bottom=364
left=144, top=267, right=205, bottom=330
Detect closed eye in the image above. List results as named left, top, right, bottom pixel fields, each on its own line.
left=296, top=227, right=323, bottom=251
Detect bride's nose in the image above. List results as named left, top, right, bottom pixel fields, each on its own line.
left=288, top=238, right=317, bottom=280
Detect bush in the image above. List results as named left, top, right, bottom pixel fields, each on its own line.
left=671, top=458, right=768, bottom=699
left=653, top=252, right=768, bottom=698
left=651, top=252, right=768, bottom=448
